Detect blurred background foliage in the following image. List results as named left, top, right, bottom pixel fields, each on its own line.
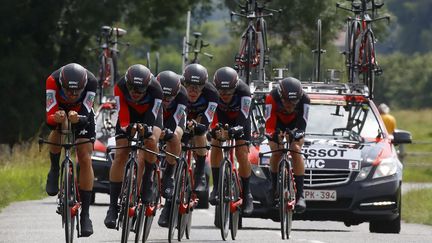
left=1, top=0, right=431, bottom=146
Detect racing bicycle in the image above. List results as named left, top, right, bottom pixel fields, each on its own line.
left=211, top=125, right=248, bottom=240
left=39, top=118, right=94, bottom=243
left=336, top=0, right=389, bottom=98
left=231, top=0, right=281, bottom=85
left=90, top=26, right=129, bottom=104
left=106, top=124, right=159, bottom=243
left=259, top=129, right=306, bottom=239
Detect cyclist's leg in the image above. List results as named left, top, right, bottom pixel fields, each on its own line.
left=158, top=126, right=183, bottom=227
left=104, top=122, right=130, bottom=229
left=209, top=138, right=222, bottom=205
left=235, top=138, right=254, bottom=215
left=140, top=125, right=161, bottom=204
left=268, top=140, right=283, bottom=199
left=75, top=116, right=96, bottom=236
left=193, top=133, right=208, bottom=192
left=46, top=127, right=62, bottom=196
left=290, top=138, right=306, bottom=213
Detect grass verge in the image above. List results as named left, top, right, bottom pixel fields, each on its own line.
left=0, top=140, right=49, bottom=210
left=402, top=188, right=432, bottom=226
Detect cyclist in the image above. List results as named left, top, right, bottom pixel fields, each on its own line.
left=104, top=64, right=163, bottom=229
left=45, top=63, right=97, bottom=237
left=154, top=70, right=188, bottom=227
left=182, top=63, right=218, bottom=195
left=209, top=66, right=254, bottom=215
left=265, top=77, right=310, bottom=213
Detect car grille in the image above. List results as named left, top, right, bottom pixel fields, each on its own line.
left=305, top=169, right=353, bottom=187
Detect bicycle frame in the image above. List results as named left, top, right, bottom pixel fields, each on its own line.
left=39, top=122, right=94, bottom=242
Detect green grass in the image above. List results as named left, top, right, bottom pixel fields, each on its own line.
left=402, top=188, right=432, bottom=226
left=393, top=109, right=432, bottom=182
left=0, top=140, right=49, bottom=210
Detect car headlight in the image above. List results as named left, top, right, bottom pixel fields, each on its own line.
left=372, top=157, right=398, bottom=179
left=355, top=166, right=372, bottom=181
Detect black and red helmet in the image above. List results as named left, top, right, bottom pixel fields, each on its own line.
left=59, top=63, right=87, bottom=92
left=213, top=66, right=239, bottom=90
left=156, top=70, right=182, bottom=98
left=183, top=63, right=208, bottom=85
left=277, top=77, right=303, bottom=101
left=125, top=64, right=153, bottom=93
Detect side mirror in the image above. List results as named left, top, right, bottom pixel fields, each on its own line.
left=392, top=129, right=412, bottom=144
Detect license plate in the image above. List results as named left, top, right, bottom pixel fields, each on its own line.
left=304, top=189, right=337, bottom=201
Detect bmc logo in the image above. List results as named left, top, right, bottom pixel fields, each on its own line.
left=305, top=159, right=326, bottom=169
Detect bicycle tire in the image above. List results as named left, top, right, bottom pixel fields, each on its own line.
left=135, top=166, right=159, bottom=243
left=63, top=161, right=75, bottom=243
left=244, top=30, right=254, bottom=85
left=218, top=159, right=231, bottom=240
left=178, top=163, right=192, bottom=240
left=230, top=171, right=240, bottom=240
left=168, top=160, right=186, bottom=243
left=98, top=54, right=107, bottom=105
left=279, top=159, right=294, bottom=239
left=363, top=32, right=375, bottom=98
left=120, top=162, right=137, bottom=243
left=348, top=21, right=360, bottom=83
left=316, top=19, right=322, bottom=82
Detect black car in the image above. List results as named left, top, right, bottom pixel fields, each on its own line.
left=248, top=82, right=412, bottom=233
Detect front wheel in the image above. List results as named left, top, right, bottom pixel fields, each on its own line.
left=363, top=33, right=375, bottom=98
left=120, top=163, right=138, bottom=243
left=279, top=159, right=293, bottom=239
left=63, top=162, right=75, bottom=243
left=168, top=160, right=186, bottom=242
left=218, top=160, right=231, bottom=240
left=178, top=166, right=193, bottom=240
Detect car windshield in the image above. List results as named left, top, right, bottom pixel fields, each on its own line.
left=306, top=101, right=383, bottom=140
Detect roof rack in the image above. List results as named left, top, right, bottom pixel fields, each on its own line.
left=301, top=82, right=370, bottom=97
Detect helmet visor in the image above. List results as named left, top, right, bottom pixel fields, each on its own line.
left=126, top=81, right=147, bottom=94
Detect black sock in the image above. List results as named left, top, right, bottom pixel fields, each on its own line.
left=271, top=172, right=278, bottom=192
left=79, top=190, right=92, bottom=216
left=195, top=155, right=206, bottom=175
left=211, top=167, right=219, bottom=191
left=164, top=162, right=175, bottom=178
left=50, top=152, right=61, bottom=171
left=109, top=182, right=122, bottom=208
left=294, top=175, right=304, bottom=199
left=241, top=176, right=251, bottom=195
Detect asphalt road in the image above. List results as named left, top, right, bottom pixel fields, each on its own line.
left=1, top=184, right=432, bottom=243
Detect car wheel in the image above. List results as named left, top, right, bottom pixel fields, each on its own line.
left=369, top=195, right=401, bottom=233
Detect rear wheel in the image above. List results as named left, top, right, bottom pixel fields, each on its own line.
left=218, top=160, right=231, bottom=240
left=363, top=33, right=375, bottom=98
left=244, top=30, right=254, bottom=85
left=348, top=22, right=360, bottom=83
left=230, top=171, right=240, bottom=240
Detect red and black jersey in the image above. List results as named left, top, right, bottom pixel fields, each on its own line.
left=163, top=86, right=188, bottom=130
left=265, top=88, right=310, bottom=135
left=211, top=80, right=252, bottom=128
left=114, top=77, right=163, bottom=128
left=45, top=68, right=97, bottom=127
left=186, top=82, right=219, bottom=127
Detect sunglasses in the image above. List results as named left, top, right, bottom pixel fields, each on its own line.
left=163, top=95, right=176, bottom=102
left=218, top=89, right=235, bottom=96
left=282, top=98, right=300, bottom=105
left=126, top=82, right=146, bottom=94
left=63, top=87, right=84, bottom=96
left=184, top=83, right=205, bottom=92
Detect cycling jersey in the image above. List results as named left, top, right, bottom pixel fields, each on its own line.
left=186, top=82, right=218, bottom=127
left=114, top=77, right=163, bottom=138
left=45, top=68, right=97, bottom=139
left=211, top=80, right=252, bottom=140
left=163, top=86, right=188, bottom=131
left=265, top=88, right=310, bottom=135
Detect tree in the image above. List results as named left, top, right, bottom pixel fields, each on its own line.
left=0, top=0, right=211, bottom=146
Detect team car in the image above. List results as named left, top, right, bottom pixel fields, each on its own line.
left=247, top=82, right=411, bottom=233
